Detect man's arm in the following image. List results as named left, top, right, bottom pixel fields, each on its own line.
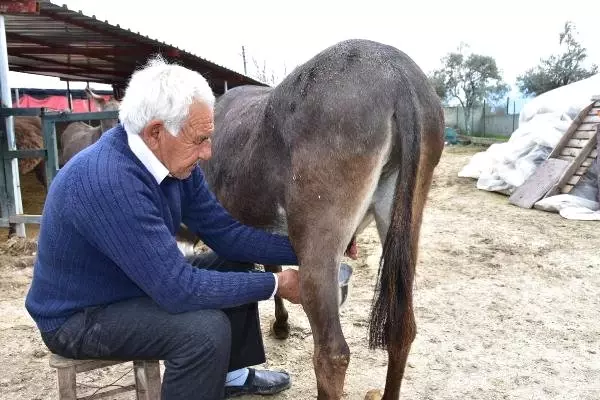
left=68, top=167, right=277, bottom=313
left=181, top=168, right=298, bottom=266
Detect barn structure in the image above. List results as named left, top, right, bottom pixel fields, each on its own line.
left=0, top=0, right=268, bottom=237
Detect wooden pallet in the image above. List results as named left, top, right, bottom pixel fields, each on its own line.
left=509, top=97, right=599, bottom=208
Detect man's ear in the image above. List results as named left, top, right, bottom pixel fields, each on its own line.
left=140, top=120, right=164, bottom=151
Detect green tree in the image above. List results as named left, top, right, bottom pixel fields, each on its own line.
left=430, top=43, right=509, bottom=133
left=516, top=21, right=598, bottom=97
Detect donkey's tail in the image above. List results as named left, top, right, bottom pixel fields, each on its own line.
left=368, top=102, right=421, bottom=350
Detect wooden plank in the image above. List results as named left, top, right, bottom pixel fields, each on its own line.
left=579, top=123, right=598, bottom=131
left=591, top=148, right=598, bottom=158
left=589, top=106, right=600, bottom=115
left=508, top=158, right=569, bottom=208
left=561, top=184, right=574, bottom=194
left=567, top=175, right=582, bottom=185
left=573, top=130, right=594, bottom=140
left=566, top=138, right=587, bottom=148
left=582, top=158, right=594, bottom=167
left=548, top=101, right=596, bottom=158
left=576, top=165, right=590, bottom=176
left=583, top=114, right=600, bottom=124
left=558, top=155, right=575, bottom=163
left=547, top=129, right=598, bottom=197
left=560, top=147, right=581, bottom=157
left=50, top=355, right=124, bottom=372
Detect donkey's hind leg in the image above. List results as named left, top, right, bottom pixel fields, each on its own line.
left=264, top=264, right=290, bottom=340
left=378, top=145, right=441, bottom=400
left=286, top=149, right=389, bottom=399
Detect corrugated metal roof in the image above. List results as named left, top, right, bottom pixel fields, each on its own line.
left=1, top=1, right=267, bottom=94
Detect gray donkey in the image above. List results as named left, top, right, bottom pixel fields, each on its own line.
left=196, top=39, right=445, bottom=399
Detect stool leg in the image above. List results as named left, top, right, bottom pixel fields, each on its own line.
left=145, top=361, right=162, bottom=400
left=133, top=361, right=149, bottom=400
left=56, top=367, right=77, bottom=400
left=134, top=361, right=162, bottom=400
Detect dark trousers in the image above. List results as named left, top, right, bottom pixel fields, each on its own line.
left=40, top=251, right=267, bottom=400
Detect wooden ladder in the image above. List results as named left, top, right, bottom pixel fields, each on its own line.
left=545, top=98, right=599, bottom=197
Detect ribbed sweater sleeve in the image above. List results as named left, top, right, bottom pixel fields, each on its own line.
left=68, top=153, right=277, bottom=313
left=182, top=168, right=299, bottom=266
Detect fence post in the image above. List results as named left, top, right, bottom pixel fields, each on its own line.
left=456, top=107, right=459, bottom=132
left=41, top=110, right=59, bottom=190
left=483, top=101, right=486, bottom=137
left=471, top=108, right=474, bottom=134
left=512, top=101, right=516, bottom=132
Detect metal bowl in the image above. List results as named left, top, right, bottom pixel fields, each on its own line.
left=338, top=262, right=353, bottom=307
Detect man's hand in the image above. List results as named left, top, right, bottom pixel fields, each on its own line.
left=276, top=269, right=301, bottom=304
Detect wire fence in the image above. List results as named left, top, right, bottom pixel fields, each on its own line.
left=443, top=100, right=520, bottom=137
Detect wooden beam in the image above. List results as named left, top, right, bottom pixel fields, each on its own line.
left=561, top=184, right=574, bottom=194
left=508, top=158, right=569, bottom=208
left=581, top=157, right=594, bottom=167
left=560, top=147, right=582, bottom=157
left=583, top=114, right=600, bottom=124
left=567, top=175, right=582, bottom=185
left=566, top=138, right=587, bottom=148
left=579, top=123, right=598, bottom=131
left=573, top=130, right=594, bottom=140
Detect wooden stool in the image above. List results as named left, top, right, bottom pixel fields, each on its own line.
left=49, top=354, right=161, bottom=400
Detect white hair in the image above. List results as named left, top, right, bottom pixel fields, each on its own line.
left=119, top=55, right=215, bottom=136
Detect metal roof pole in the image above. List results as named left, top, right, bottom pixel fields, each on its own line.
left=0, top=15, right=25, bottom=237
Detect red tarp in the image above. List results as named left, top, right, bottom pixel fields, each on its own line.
left=14, top=94, right=112, bottom=112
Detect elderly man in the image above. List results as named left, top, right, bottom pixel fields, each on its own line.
left=25, top=57, right=301, bottom=400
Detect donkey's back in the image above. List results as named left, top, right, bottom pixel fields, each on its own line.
left=204, top=39, right=442, bottom=232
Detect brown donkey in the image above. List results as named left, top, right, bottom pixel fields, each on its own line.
left=59, top=88, right=120, bottom=166
left=198, top=38, right=444, bottom=399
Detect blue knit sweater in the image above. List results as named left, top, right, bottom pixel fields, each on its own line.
left=25, top=124, right=298, bottom=333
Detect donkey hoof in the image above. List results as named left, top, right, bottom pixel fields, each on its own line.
left=364, top=389, right=383, bottom=400
left=270, top=319, right=290, bottom=340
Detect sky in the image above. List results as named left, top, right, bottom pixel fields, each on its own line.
left=6, top=0, right=600, bottom=111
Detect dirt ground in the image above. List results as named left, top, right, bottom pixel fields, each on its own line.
left=0, top=146, right=598, bottom=400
